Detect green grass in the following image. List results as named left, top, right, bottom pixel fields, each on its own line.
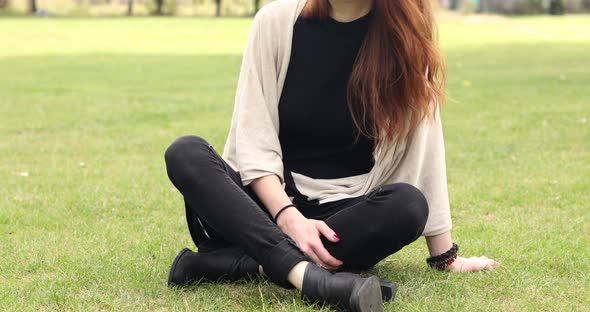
left=1, top=15, right=589, bottom=311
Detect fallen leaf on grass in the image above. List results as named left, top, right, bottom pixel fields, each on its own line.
left=484, top=212, right=496, bottom=221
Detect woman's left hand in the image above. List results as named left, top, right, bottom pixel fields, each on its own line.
left=447, top=256, right=500, bottom=272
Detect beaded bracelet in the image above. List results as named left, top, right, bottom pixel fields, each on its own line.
left=274, top=204, right=296, bottom=224
left=426, top=243, right=459, bottom=270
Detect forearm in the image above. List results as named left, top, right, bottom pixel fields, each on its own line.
left=425, top=231, right=453, bottom=257
left=251, top=175, right=455, bottom=257
left=249, top=174, right=294, bottom=219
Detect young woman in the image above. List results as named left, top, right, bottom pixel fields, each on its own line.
left=164, top=0, right=499, bottom=311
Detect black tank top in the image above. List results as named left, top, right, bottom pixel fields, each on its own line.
left=278, top=10, right=375, bottom=180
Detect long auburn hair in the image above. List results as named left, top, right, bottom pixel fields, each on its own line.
left=302, top=0, right=446, bottom=150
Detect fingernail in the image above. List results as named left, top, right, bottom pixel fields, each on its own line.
left=333, top=234, right=340, bottom=241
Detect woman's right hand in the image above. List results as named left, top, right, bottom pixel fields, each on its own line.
left=276, top=208, right=343, bottom=271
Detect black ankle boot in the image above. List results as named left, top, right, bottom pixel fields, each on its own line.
left=167, top=247, right=260, bottom=287
left=334, top=266, right=396, bottom=302
left=301, top=263, right=384, bottom=312
left=379, top=280, right=397, bottom=302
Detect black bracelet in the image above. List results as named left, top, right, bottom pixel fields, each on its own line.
left=274, top=204, right=296, bottom=224
left=426, top=243, right=459, bottom=270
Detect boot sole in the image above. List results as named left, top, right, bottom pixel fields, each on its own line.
left=167, top=248, right=192, bottom=287
left=350, top=276, right=383, bottom=312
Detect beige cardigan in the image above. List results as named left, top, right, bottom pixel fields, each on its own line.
left=221, top=0, right=452, bottom=236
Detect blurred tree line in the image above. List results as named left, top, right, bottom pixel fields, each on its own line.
left=1, top=0, right=268, bottom=16
left=2, top=0, right=589, bottom=16
left=441, top=0, right=590, bottom=14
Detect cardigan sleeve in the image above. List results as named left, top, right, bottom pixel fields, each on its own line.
left=388, top=107, right=453, bottom=236
left=231, top=9, right=285, bottom=186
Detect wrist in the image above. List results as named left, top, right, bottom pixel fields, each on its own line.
left=446, top=258, right=461, bottom=271
left=273, top=203, right=296, bottom=223
left=426, top=242, right=459, bottom=271
left=425, top=232, right=453, bottom=257
left=276, top=207, right=303, bottom=230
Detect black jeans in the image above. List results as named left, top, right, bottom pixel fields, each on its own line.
left=165, top=135, right=429, bottom=289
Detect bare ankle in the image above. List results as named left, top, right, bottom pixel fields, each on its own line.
left=287, top=261, right=309, bottom=290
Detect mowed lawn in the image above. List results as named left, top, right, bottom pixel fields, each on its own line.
left=1, top=14, right=589, bottom=311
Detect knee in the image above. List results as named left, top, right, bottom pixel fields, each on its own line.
left=396, top=183, right=429, bottom=232
left=374, top=183, right=429, bottom=234
left=164, top=135, right=212, bottom=177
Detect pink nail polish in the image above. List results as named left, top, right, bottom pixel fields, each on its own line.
left=333, top=234, right=340, bottom=241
